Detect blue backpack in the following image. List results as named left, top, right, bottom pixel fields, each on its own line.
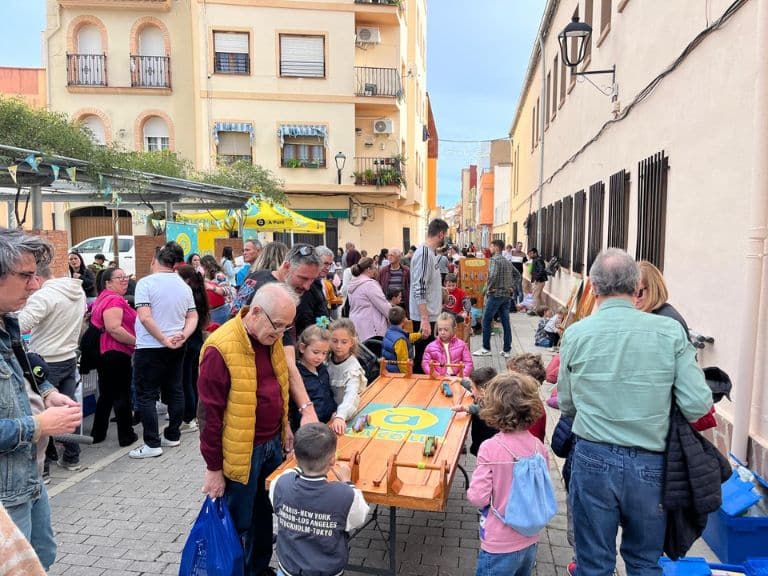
left=490, top=440, right=557, bottom=537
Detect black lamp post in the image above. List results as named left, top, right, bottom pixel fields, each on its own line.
left=558, top=16, right=615, bottom=84
left=334, top=152, right=346, bottom=185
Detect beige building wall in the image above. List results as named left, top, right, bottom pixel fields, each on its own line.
left=45, top=0, right=428, bottom=253
left=505, top=0, right=767, bottom=468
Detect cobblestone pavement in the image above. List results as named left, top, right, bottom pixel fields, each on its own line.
left=46, top=311, right=716, bottom=575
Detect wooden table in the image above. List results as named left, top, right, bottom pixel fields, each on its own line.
left=266, top=361, right=474, bottom=575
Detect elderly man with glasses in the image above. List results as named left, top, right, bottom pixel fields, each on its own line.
left=198, top=282, right=299, bottom=576
left=0, top=228, right=81, bottom=570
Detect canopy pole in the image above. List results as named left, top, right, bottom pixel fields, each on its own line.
left=290, top=230, right=295, bottom=247
left=30, top=185, right=43, bottom=230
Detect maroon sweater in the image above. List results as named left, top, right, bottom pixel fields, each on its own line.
left=197, top=341, right=283, bottom=471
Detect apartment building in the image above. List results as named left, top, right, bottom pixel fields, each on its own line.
left=0, top=67, right=47, bottom=108
left=503, top=0, right=767, bottom=473
left=45, top=0, right=431, bottom=252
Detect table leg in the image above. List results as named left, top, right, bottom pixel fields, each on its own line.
left=345, top=505, right=398, bottom=576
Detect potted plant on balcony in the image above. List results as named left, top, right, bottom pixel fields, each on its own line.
left=363, top=168, right=376, bottom=184
left=378, top=167, right=402, bottom=186
left=352, top=171, right=364, bottom=185
left=285, top=158, right=302, bottom=168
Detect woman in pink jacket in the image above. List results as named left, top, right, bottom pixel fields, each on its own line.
left=347, top=257, right=391, bottom=343
left=422, top=312, right=473, bottom=376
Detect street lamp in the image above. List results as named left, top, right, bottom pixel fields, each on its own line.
left=558, top=16, right=616, bottom=85
left=334, top=152, right=346, bottom=185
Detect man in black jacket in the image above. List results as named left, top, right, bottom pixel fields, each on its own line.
left=528, top=248, right=548, bottom=309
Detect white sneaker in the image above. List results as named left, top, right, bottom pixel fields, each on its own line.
left=501, top=351, right=512, bottom=358
left=129, top=445, right=163, bottom=459
left=180, top=419, right=198, bottom=433
left=161, top=437, right=181, bottom=447
left=472, top=348, right=492, bottom=356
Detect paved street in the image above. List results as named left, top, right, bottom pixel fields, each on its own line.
left=46, top=311, right=716, bottom=575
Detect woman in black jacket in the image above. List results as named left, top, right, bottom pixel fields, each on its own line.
left=68, top=251, right=97, bottom=300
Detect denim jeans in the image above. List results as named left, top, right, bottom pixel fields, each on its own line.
left=225, top=434, right=283, bottom=576
left=482, top=295, right=512, bottom=352
left=475, top=543, right=537, bottom=576
left=46, top=358, right=80, bottom=463
left=5, top=481, right=56, bottom=570
left=570, top=439, right=666, bottom=576
left=133, top=347, right=185, bottom=447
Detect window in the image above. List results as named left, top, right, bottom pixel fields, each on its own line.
left=535, top=97, right=540, bottom=143
left=279, top=126, right=327, bottom=169
left=608, top=169, right=630, bottom=249
left=561, top=195, right=573, bottom=268
left=69, top=25, right=106, bottom=86
left=531, top=105, right=536, bottom=151
left=280, top=34, right=325, bottom=78
left=545, top=72, right=551, bottom=129
left=513, top=221, right=518, bottom=245
left=81, top=115, right=106, bottom=145
left=601, top=0, right=612, bottom=35
left=552, top=55, right=559, bottom=118
left=217, top=131, right=252, bottom=164
left=560, top=51, right=567, bottom=101
left=553, top=200, right=563, bottom=261
left=132, top=25, right=170, bottom=88
left=584, top=0, right=593, bottom=62
left=573, top=190, right=586, bottom=274
left=214, top=31, right=249, bottom=74
left=636, top=151, right=669, bottom=271
left=587, top=181, right=605, bottom=272
left=527, top=212, right=538, bottom=250
left=143, top=116, right=170, bottom=151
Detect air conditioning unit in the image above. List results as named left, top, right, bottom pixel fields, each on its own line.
left=373, top=118, right=393, bottom=134
left=356, top=27, right=382, bottom=45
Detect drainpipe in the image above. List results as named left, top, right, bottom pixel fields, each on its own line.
left=731, top=0, right=768, bottom=462
left=536, top=34, right=546, bottom=251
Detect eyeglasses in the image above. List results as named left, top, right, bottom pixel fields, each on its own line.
left=261, top=308, right=293, bottom=334
left=9, top=270, right=38, bottom=285
left=110, top=275, right=129, bottom=282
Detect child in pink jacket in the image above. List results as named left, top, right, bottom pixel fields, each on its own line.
left=466, top=372, right=548, bottom=576
left=422, top=312, right=473, bottom=377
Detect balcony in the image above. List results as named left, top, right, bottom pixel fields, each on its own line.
left=67, top=54, right=107, bottom=87
left=218, top=155, right=252, bottom=166
left=130, top=55, right=171, bottom=88
left=353, top=157, right=403, bottom=187
left=354, top=67, right=403, bottom=98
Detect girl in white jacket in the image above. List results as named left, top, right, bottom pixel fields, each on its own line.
left=327, top=319, right=368, bottom=435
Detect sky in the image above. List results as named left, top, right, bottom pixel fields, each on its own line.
left=0, top=0, right=546, bottom=208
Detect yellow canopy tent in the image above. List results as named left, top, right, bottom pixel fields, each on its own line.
left=179, top=199, right=325, bottom=234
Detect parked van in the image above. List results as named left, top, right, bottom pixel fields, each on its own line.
left=70, top=236, right=136, bottom=276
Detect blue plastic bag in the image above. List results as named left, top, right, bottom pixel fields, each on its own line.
left=179, top=497, right=244, bottom=576
left=490, top=449, right=557, bottom=537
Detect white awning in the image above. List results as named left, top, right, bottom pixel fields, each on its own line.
left=213, top=122, right=254, bottom=145
left=278, top=124, right=327, bottom=147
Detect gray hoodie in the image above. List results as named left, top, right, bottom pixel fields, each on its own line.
left=18, top=277, right=87, bottom=362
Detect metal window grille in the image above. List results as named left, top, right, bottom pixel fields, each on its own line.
left=513, top=221, right=519, bottom=246
left=587, top=181, right=606, bottom=273
left=561, top=196, right=573, bottom=268
left=66, top=54, right=107, bottom=86
left=553, top=200, right=563, bottom=261
left=573, top=190, right=586, bottom=274
left=543, top=205, right=555, bottom=259
left=130, top=55, right=170, bottom=88
left=527, top=212, right=538, bottom=251
left=636, top=151, right=669, bottom=271
left=608, top=169, right=630, bottom=250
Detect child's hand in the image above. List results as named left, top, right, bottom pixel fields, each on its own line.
left=334, top=461, right=352, bottom=483
left=451, top=404, right=468, bottom=413
left=330, top=416, right=347, bottom=435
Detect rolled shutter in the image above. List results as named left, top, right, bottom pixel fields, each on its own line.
left=280, top=35, right=324, bottom=77
left=214, top=32, right=248, bottom=54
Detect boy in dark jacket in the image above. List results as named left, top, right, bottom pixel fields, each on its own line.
left=382, top=306, right=422, bottom=373
left=451, top=367, right=498, bottom=455
left=269, top=423, right=369, bottom=576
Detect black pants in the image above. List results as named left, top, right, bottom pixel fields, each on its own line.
left=45, top=358, right=80, bottom=463
left=91, top=350, right=136, bottom=446
left=412, top=320, right=436, bottom=374
left=133, top=347, right=185, bottom=447
left=182, top=332, right=203, bottom=423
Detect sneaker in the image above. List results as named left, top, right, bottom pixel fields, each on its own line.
left=129, top=445, right=163, bottom=459
left=472, top=348, right=492, bottom=356
left=501, top=351, right=512, bottom=358
left=160, top=437, right=181, bottom=447
left=180, top=419, right=198, bottom=433
left=567, top=561, right=578, bottom=576
left=57, top=459, right=81, bottom=472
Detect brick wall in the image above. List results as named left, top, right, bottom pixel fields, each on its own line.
left=134, top=235, right=166, bottom=280
left=703, top=412, right=767, bottom=477
left=33, top=229, right=68, bottom=278
left=214, top=237, right=242, bottom=261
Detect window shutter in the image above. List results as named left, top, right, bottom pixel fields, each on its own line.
left=280, top=35, right=324, bottom=77
left=218, top=132, right=251, bottom=155
left=214, top=32, right=249, bottom=54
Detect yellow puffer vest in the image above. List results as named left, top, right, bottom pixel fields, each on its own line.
left=200, top=308, right=290, bottom=484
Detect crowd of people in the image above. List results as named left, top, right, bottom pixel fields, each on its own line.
left=0, top=221, right=721, bottom=576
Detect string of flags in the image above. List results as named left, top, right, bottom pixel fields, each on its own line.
left=2, top=155, right=77, bottom=185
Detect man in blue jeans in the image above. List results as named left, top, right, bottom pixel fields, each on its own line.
left=473, top=239, right=515, bottom=358
left=558, top=249, right=712, bottom=576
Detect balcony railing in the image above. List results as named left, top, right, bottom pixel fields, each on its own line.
left=130, top=55, right=170, bottom=88
left=67, top=54, right=107, bottom=86
left=354, top=67, right=403, bottom=98
left=353, top=157, right=403, bottom=186
left=218, top=155, right=253, bottom=165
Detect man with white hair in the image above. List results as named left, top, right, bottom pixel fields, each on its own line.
left=558, top=249, right=712, bottom=576
left=378, top=247, right=410, bottom=315
left=198, top=282, right=298, bottom=576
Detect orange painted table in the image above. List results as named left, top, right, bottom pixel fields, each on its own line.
left=266, top=361, right=475, bottom=575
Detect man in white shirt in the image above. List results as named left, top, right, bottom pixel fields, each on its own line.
left=130, top=242, right=198, bottom=459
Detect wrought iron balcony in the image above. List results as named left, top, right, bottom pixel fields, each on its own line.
left=130, top=55, right=171, bottom=88
left=354, top=67, right=403, bottom=98
left=353, top=157, right=403, bottom=186
left=67, top=54, right=107, bottom=86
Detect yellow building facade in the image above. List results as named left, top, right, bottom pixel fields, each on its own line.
left=45, top=0, right=430, bottom=252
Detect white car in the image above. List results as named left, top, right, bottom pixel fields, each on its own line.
left=71, top=235, right=136, bottom=276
